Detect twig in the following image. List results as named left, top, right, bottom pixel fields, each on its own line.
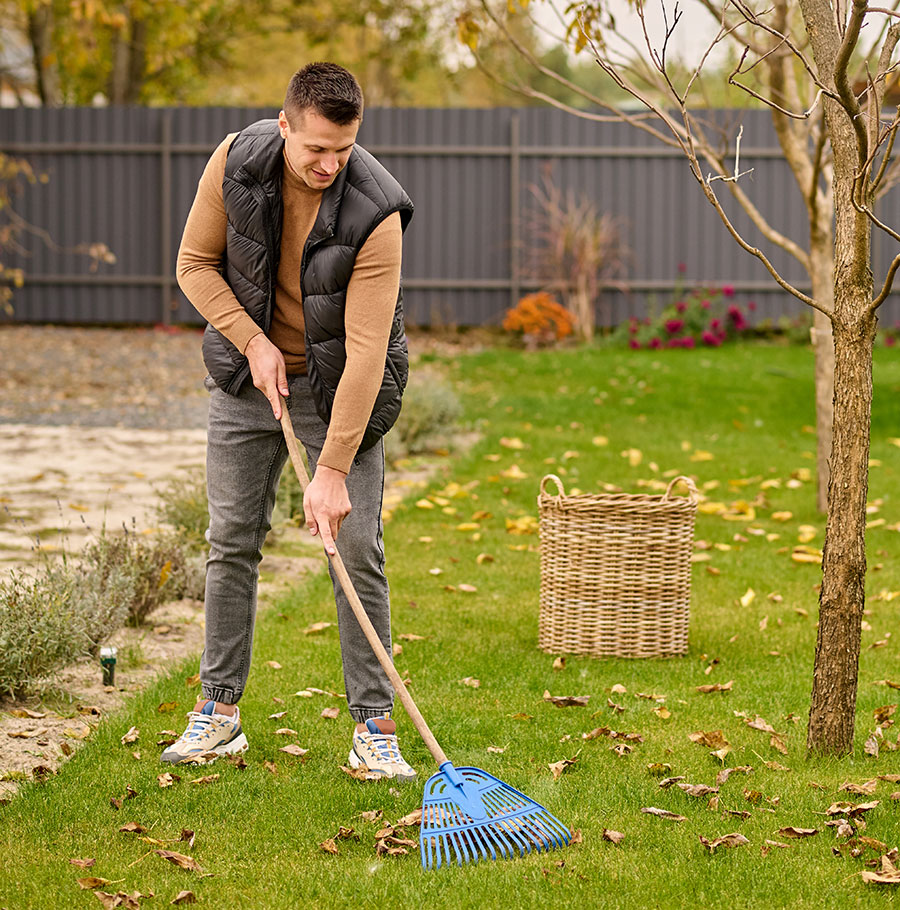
left=707, top=124, right=755, bottom=183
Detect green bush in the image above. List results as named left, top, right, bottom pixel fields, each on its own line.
left=154, top=467, right=209, bottom=552
left=0, top=566, right=97, bottom=696
left=386, top=370, right=463, bottom=459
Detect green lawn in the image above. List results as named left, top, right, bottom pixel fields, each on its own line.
left=3, top=342, right=900, bottom=909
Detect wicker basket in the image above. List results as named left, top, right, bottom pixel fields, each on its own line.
left=537, top=474, right=698, bottom=659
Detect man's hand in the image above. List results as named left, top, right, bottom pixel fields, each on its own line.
left=245, top=333, right=289, bottom=419
left=304, top=464, right=351, bottom=556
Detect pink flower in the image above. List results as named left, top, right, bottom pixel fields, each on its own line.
left=649, top=337, right=662, bottom=349
left=629, top=339, right=641, bottom=349
left=710, top=319, right=721, bottom=330
left=701, top=300, right=711, bottom=310
left=748, top=301, right=757, bottom=311
left=886, top=335, right=897, bottom=347
left=722, top=285, right=735, bottom=298
left=682, top=336, right=696, bottom=348
left=678, top=262, right=687, bottom=273
left=702, top=330, right=721, bottom=347
left=676, top=302, right=687, bottom=313
left=666, top=338, right=682, bottom=348
left=665, top=319, right=685, bottom=334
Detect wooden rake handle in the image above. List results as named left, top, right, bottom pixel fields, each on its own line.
left=279, top=405, right=449, bottom=768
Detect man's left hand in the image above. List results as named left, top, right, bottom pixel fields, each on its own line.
left=303, top=464, right=351, bottom=555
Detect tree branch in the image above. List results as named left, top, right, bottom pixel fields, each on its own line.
left=872, top=251, right=900, bottom=307
left=833, top=0, right=869, bottom=163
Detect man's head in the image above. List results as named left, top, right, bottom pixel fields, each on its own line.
left=278, top=63, right=363, bottom=190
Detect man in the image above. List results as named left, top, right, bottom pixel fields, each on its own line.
left=168, top=62, right=415, bottom=781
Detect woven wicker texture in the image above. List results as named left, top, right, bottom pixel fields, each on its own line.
left=538, top=474, right=698, bottom=659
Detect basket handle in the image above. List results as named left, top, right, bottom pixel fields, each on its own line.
left=664, top=474, right=699, bottom=503
left=539, top=474, right=566, bottom=498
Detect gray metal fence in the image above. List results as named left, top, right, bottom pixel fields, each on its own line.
left=2, top=106, right=898, bottom=328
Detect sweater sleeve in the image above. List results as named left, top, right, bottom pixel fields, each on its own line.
left=175, top=133, right=264, bottom=355
left=317, top=212, right=404, bottom=474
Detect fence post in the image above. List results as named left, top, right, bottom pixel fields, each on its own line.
left=160, top=108, right=173, bottom=325
left=509, top=109, right=521, bottom=313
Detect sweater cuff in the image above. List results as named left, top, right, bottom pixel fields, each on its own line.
left=317, top=439, right=356, bottom=476
left=235, top=324, right=264, bottom=355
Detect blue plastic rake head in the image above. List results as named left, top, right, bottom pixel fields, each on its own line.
left=420, top=761, right=572, bottom=869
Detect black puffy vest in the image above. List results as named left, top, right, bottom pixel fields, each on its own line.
left=201, top=119, right=414, bottom=452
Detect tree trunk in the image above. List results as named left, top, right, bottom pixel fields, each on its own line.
left=27, top=3, right=62, bottom=106
left=807, top=311, right=875, bottom=753
left=808, top=226, right=835, bottom=515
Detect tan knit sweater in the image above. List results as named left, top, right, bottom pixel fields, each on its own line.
left=176, top=134, right=403, bottom=474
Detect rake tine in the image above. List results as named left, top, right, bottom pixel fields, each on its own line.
left=483, top=822, right=514, bottom=860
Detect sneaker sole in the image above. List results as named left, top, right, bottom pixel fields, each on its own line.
left=348, top=747, right=417, bottom=782
left=161, top=731, right=249, bottom=766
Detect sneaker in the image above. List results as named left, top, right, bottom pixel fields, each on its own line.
left=349, top=717, right=417, bottom=782
left=160, top=701, right=248, bottom=765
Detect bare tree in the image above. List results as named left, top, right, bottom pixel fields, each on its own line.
left=465, top=0, right=900, bottom=755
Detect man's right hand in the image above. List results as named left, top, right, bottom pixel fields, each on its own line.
left=245, top=333, right=289, bottom=419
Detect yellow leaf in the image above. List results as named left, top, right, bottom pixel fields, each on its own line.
left=505, top=515, right=538, bottom=535
left=455, top=523, right=480, bottom=532
left=771, top=512, right=792, bottom=522
left=887, top=438, right=900, bottom=448
left=592, top=436, right=609, bottom=447
left=499, top=437, right=525, bottom=449
left=458, top=584, right=478, bottom=593
left=415, top=499, right=434, bottom=510
left=722, top=501, right=756, bottom=522
left=797, top=525, right=817, bottom=543
left=690, top=450, right=714, bottom=462
left=698, top=501, right=727, bottom=515
left=740, top=588, right=756, bottom=608
left=500, top=464, right=528, bottom=480
left=621, top=448, right=643, bottom=467
left=792, top=546, right=823, bottom=564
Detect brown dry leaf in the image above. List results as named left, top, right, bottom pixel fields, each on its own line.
left=696, top=680, right=733, bottom=694
left=189, top=774, right=219, bottom=786
left=280, top=744, right=310, bottom=758
left=607, top=699, right=625, bottom=714
left=879, top=774, right=900, bottom=783
left=60, top=742, right=74, bottom=757
left=77, top=877, right=112, bottom=889
left=874, top=705, right=897, bottom=724
left=264, top=760, right=277, bottom=774
left=765, top=761, right=791, bottom=771
left=582, top=727, right=612, bottom=741
left=275, top=728, right=298, bottom=736
left=457, top=583, right=478, bottom=593
left=777, top=827, right=819, bottom=838
left=552, top=657, right=566, bottom=671
left=840, top=779, right=878, bottom=796
left=269, top=711, right=287, bottom=720
left=570, top=829, right=584, bottom=844
left=716, top=766, right=753, bottom=785
left=396, top=809, right=423, bottom=827
left=641, top=807, right=687, bottom=822
left=266, top=661, right=282, bottom=670
left=341, top=764, right=380, bottom=782
left=647, top=763, right=673, bottom=777
left=6, top=730, right=39, bottom=739
left=745, top=716, right=777, bottom=734
left=487, top=746, right=506, bottom=754
left=9, top=708, right=46, bottom=719
left=180, top=829, right=196, bottom=850
left=185, top=673, right=201, bottom=687
left=543, top=691, right=589, bottom=707
left=677, top=783, right=719, bottom=798
left=399, top=633, right=425, bottom=641
left=118, top=822, right=147, bottom=834
left=359, top=809, right=383, bottom=823
left=698, top=832, right=750, bottom=853
left=548, top=755, right=579, bottom=781
left=303, top=622, right=333, bottom=635
left=770, top=734, right=788, bottom=755
left=321, top=707, right=341, bottom=720
left=171, top=892, right=197, bottom=905
left=77, top=705, right=102, bottom=716
left=64, top=725, right=91, bottom=740
left=688, top=730, right=730, bottom=749
left=509, top=713, right=533, bottom=721
left=392, top=643, right=403, bottom=656
left=157, top=702, right=178, bottom=714
left=659, top=776, right=686, bottom=789
left=602, top=829, right=625, bottom=845
left=460, top=677, right=481, bottom=688
left=155, top=849, right=203, bottom=873
left=158, top=773, right=180, bottom=788
left=120, top=726, right=139, bottom=745
left=70, top=858, right=97, bottom=869
left=865, top=732, right=881, bottom=757
left=336, top=826, right=359, bottom=841
left=764, top=839, right=793, bottom=849
left=610, top=743, right=632, bottom=757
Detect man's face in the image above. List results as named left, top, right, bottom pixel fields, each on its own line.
left=278, top=108, right=359, bottom=190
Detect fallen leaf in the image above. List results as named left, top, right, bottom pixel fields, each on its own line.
left=746, top=716, right=777, bottom=734
left=677, top=783, right=719, bottom=798
left=641, top=807, right=686, bottom=822
left=487, top=746, right=506, bottom=754
left=688, top=730, right=730, bottom=749
left=552, top=657, right=566, bottom=671
left=770, top=734, right=788, bottom=755
left=543, top=691, right=589, bottom=707
left=185, top=673, right=201, bottom=687
left=77, top=877, right=112, bottom=889
left=716, top=766, right=753, bottom=785
left=460, top=677, right=481, bottom=688
left=840, top=779, right=878, bottom=796
left=264, top=760, right=277, bottom=774
left=698, top=832, right=750, bottom=852
left=865, top=732, right=881, bottom=757
left=275, top=728, right=298, bottom=736
left=777, top=827, right=818, bottom=838
left=119, top=822, right=147, bottom=834
left=70, top=858, right=96, bottom=869
left=359, top=809, right=383, bottom=823
left=659, top=776, right=686, bottom=789
left=399, top=633, right=425, bottom=641
left=601, top=829, right=625, bottom=845
left=171, top=892, right=197, bottom=905
left=121, top=727, right=139, bottom=745
left=697, top=681, right=733, bottom=694
left=740, top=588, right=756, bottom=608
left=396, top=809, right=423, bottom=827
left=647, top=763, right=673, bottom=777
left=155, top=849, right=202, bottom=872
left=509, top=713, right=533, bottom=721
left=548, top=755, right=579, bottom=780
left=280, top=744, right=310, bottom=758
left=341, top=764, right=380, bottom=782
left=158, top=773, right=180, bottom=788
left=321, top=707, right=341, bottom=720
left=269, top=711, right=287, bottom=720
left=157, top=702, right=178, bottom=714
left=303, top=622, right=333, bottom=635
left=266, top=661, right=282, bottom=670
left=499, top=436, right=525, bottom=449
left=189, top=774, right=219, bottom=786
left=179, top=828, right=196, bottom=849
left=653, top=706, right=672, bottom=719
left=9, top=708, right=46, bottom=719
left=77, top=705, right=102, bottom=716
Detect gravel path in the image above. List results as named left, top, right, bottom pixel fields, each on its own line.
left=1, top=325, right=210, bottom=429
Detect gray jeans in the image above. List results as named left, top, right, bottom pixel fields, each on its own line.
left=199, top=372, right=394, bottom=723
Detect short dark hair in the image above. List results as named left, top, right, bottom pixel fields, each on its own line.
left=283, top=63, right=363, bottom=127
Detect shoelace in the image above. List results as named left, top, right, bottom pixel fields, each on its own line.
left=182, top=712, right=215, bottom=742
left=363, top=732, right=401, bottom=762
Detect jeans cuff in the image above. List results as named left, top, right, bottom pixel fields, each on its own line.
left=350, top=706, right=393, bottom=724
left=202, top=685, right=238, bottom=705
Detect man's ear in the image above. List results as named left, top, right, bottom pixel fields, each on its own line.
left=278, top=110, right=289, bottom=138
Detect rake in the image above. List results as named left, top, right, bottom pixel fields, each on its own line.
left=279, top=406, right=572, bottom=869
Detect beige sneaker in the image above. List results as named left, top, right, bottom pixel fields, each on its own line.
left=349, top=717, right=417, bottom=782
left=160, top=701, right=248, bottom=765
